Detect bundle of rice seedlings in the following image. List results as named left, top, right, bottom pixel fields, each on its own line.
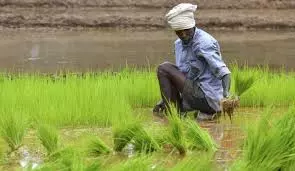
left=86, top=136, right=111, bottom=157
left=231, top=106, right=295, bottom=170
left=84, top=161, right=101, bottom=171
left=233, top=72, right=255, bottom=97
left=44, top=147, right=89, bottom=171
left=0, top=115, right=27, bottom=152
left=131, top=126, right=160, bottom=153
left=113, top=123, right=140, bottom=152
left=37, top=124, right=59, bottom=155
left=0, top=139, right=4, bottom=163
left=109, top=154, right=153, bottom=171
left=171, top=153, right=214, bottom=171
left=185, top=119, right=217, bottom=152
left=166, top=106, right=187, bottom=155
left=220, top=97, right=240, bottom=122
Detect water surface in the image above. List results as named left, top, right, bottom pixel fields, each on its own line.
left=0, top=29, right=294, bottom=72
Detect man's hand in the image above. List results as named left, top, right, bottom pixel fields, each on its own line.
left=222, top=74, right=231, bottom=98
left=223, top=91, right=230, bottom=98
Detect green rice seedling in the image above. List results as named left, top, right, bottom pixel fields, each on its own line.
left=0, top=115, right=27, bottom=152
left=37, top=124, right=59, bottom=155
left=185, top=119, right=217, bottom=152
left=45, top=146, right=87, bottom=171
left=109, top=154, right=153, bottom=171
left=231, top=106, right=295, bottom=171
left=131, top=125, right=160, bottom=153
left=171, top=153, right=214, bottom=171
left=86, top=136, right=111, bottom=157
left=0, top=138, right=4, bottom=163
left=84, top=161, right=101, bottom=171
left=165, top=105, right=187, bottom=155
left=1, top=67, right=295, bottom=128
left=233, top=70, right=255, bottom=97
left=113, top=123, right=140, bottom=152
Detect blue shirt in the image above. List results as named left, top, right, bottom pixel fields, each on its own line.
left=175, top=28, right=231, bottom=112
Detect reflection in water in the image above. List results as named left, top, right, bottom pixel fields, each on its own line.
left=0, top=29, right=294, bottom=72
left=28, top=44, right=40, bottom=61
left=124, top=143, right=135, bottom=158
left=19, top=146, right=42, bottom=170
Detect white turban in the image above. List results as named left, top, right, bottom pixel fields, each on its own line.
left=165, top=3, right=197, bottom=31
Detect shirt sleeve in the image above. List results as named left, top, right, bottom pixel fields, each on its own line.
left=196, top=41, right=230, bottom=79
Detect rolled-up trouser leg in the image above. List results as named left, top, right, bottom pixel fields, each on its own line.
left=157, top=62, right=185, bottom=113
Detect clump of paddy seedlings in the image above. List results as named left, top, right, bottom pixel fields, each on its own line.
left=165, top=106, right=187, bottom=155
left=113, top=123, right=160, bottom=153
left=171, top=153, right=214, bottom=171
left=231, top=106, right=295, bottom=170
left=233, top=71, right=255, bottom=97
left=42, top=146, right=98, bottom=171
left=221, top=71, right=255, bottom=121
left=185, top=119, right=217, bottom=152
left=0, top=115, right=27, bottom=152
left=0, top=139, right=4, bottom=163
left=113, top=123, right=139, bottom=152
left=131, top=126, right=160, bottom=153
left=109, top=154, right=154, bottom=171
left=37, top=124, right=59, bottom=155
left=86, top=135, right=111, bottom=157
left=164, top=103, right=217, bottom=155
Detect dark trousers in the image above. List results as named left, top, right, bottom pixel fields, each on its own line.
left=156, top=62, right=216, bottom=114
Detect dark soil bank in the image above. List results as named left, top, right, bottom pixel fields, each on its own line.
left=0, top=0, right=295, bottom=30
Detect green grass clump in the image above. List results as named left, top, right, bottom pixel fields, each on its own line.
left=0, top=115, right=27, bottom=152
left=185, top=119, right=217, bottom=152
left=86, top=136, right=111, bottom=157
left=38, top=124, right=59, bottom=155
left=231, top=106, right=295, bottom=170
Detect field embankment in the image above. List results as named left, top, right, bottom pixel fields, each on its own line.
left=1, top=0, right=295, bottom=30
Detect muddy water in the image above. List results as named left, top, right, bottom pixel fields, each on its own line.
left=0, top=28, right=294, bottom=73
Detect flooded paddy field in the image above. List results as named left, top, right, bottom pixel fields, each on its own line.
left=0, top=29, right=294, bottom=72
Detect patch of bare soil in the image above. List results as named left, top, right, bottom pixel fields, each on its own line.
left=1, top=0, right=295, bottom=9
left=0, top=0, right=295, bottom=30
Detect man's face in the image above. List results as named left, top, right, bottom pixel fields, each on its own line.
left=175, top=27, right=195, bottom=44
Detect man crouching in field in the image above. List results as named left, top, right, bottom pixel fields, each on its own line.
left=153, top=3, right=231, bottom=121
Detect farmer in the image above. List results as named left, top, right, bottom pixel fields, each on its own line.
left=153, top=3, right=231, bottom=121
